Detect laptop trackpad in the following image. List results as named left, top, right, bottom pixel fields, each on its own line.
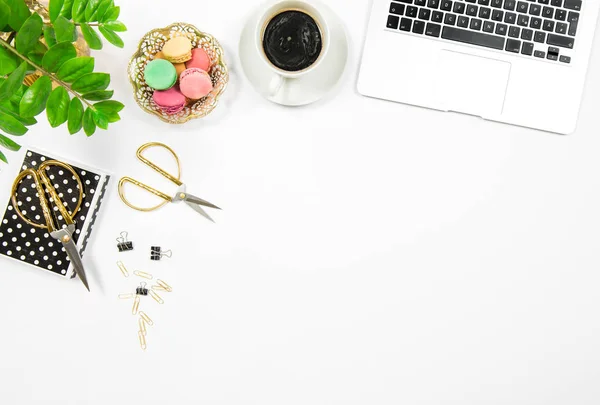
left=436, top=50, right=511, bottom=117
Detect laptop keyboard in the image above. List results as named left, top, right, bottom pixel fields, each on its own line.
left=386, top=0, right=581, bottom=63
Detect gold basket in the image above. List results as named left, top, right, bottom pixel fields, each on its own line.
left=128, top=22, right=229, bottom=124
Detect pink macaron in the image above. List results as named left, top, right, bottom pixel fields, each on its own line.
left=179, top=68, right=213, bottom=100
left=152, top=87, right=187, bottom=114
left=186, top=48, right=211, bottom=71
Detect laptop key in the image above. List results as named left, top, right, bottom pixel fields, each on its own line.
left=509, top=26, right=521, bottom=37
left=504, top=0, right=516, bottom=10
left=529, top=4, right=541, bottom=15
left=550, top=0, right=562, bottom=6
left=419, top=8, right=432, bottom=20
left=483, top=21, right=495, bottom=32
left=406, top=6, right=418, bottom=17
left=543, top=19, right=555, bottom=31
left=534, top=30, right=546, bottom=42
left=568, top=18, right=578, bottom=36
left=517, top=1, right=529, bottom=12
left=466, top=4, right=479, bottom=15
left=517, top=14, right=529, bottom=26
left=441, top=26, right=506, bottom=49
left=555, top=9, right=566, bottom=21
left=387, top=14, right=401, bottom=28
left=505, top=38, right=521, bottom=52
left=521, top=42, right=534, bottom=55
left=521, top=28, right=533, bottom=40
left=457, top=15, right=470, bottom=27
left=542, top=6, right=553, bottom=18
left=567, top=11, right=579, bottom=23
left=390, top=3, right=406, bottom=15
left=415, top=0, right=426, bottom=5
left=534, top=50, right=545, bottom=58
left=496, top=23, right=508, bottom=35
left=428, top=0, right=440, bottom=8
left=425, top=22, right=442, bottom=36
left=547, top=33, right=574, bottom=48
left=559, top=55, right=571, bottom=63
left=505, top=12, right=516, bottom=23
left=492, top=9, right=504, bottom=20
left=413, top=19, right=426, bottom=33
left=396, top=0, right=413, bottom=3
left=441, top=0, right=453, bottom=10
left=530, top=17, right=542, bottom=29
left=470, top=18, right=483, bottom=30
left=479, top=7, right=491, bottom=18
left=453, top=2, right=466, bottom=13
left=432, top=11, right=444, bottom=22
left=563, top=0, right=581, bottom=11
left=478, top=0, right=490, bottom=5
left=444, top=13, right=458, bottom=24
left=556, top=22, right=568, bottom=34
left=399, top=17, right=413, bottom=30
left=491, top=0, right=503, bottom=7
left=538, top=0, right=549, bottom=4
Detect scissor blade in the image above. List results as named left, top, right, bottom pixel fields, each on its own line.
left=63, top=239, right=90, bottom=292
left=185, top=201, right=215, bottom=222
left=184, top=193, right=221, bottom=210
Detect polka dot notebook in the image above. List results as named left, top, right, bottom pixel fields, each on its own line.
left=0, top=150, right=110, bottom=279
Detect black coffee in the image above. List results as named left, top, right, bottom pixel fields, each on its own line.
left=262, top=10, right=323, bottom=72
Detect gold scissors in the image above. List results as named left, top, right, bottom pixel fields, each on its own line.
left=11, top=161, right=90, bottom=291
left=118, top=142, right=221, bottom=221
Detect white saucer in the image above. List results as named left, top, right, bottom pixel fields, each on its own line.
left=239, top=0, right=349, bottom=106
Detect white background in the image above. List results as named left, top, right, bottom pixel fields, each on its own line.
left=0, top=0, right=599, bottom=404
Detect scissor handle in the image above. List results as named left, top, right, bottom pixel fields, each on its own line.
left=38, top=161, right=83, bottom=225
left=118, top=177, right=172, bottom=212
left=11, top=169, right=56, bottom=231
left=137, top=142, right=183, bottom=187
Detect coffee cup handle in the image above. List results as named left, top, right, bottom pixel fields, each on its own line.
left=268, top=74, right=286, bottom=97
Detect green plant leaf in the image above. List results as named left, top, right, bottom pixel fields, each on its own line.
left=0, top=46, right=18, bottom=75
left=0, top=134, right=21, bottom=151
left=0, top=62, right=27, bottom=101
left=6, top=0, right=30, bottom=31
left=67, top=97, right=83, bottom=134
left=56, top=56, right=94, bottom=82
left=83, top=107, right=95, bottom=136
left=15, top=13, right=43, bottom=54
left=71, top=72, right=109, bottom=92
left=80, top=23, right=103, bottom=50
left=19, top=75, right=52, bottom=118
left=71, top=0, right=87, bottom=22
left=43, top=26, right=58, bottom=48
left=0, top=0, right=10, bottom=30
left=93, top=100, right=123, bottom=113
left=60, top=0, right=74, bottom=19
left=0, top=149, right=7, bottom=163
left=93, top=109, right=108, bottom=129
left=103, top=20, right=126, bottom=32
left=46, top=87, right=70, bottom=127
left=49, top=0, right=64, bottom=22
left=98, top=26, right=123, bottom=48
left=82, top=89, right=112, bottom=100
left=54, top=15, right=76, bottom=43
left=84, top=0, right=101, bottom=21
left=101, top=5, right=119, bottom=22
left=0, top=110, right=27, bottom=135
left=0, top=102, right=37, bottom=125
left=42, top=42, right=76, bottom=72
left=102, top=109, right=119, bottom=123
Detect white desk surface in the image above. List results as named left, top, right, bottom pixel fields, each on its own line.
left=1, top=0, right=599, bottom=404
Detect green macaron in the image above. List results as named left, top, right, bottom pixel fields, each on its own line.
left=144, top=59, right=177, bottom=90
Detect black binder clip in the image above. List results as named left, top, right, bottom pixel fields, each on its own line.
left=116, top=231, right=134, bottom=252
left=136, top=282, right=149, bottom=296
left=150, top=246, right=172, bottom=261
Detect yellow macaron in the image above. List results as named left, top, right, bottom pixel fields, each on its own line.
left=161, top=36, right=193, bottom=64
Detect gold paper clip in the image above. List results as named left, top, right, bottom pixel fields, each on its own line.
left=139, top=317, right=147, bottom=336
left=156, top=279, right=172, bottom=292
left=139, top=311, right=154, bottom=326
left=118, top=293, right=134, bottom=299
left=134, top=270, right=153, bottom=280
left=149, top=290, right=164, bottom=304
left=138, top=330, right=147, bottom=351
left=117, top=261, right=129, bottom=277
left=132, top=295, right=140, bottom=315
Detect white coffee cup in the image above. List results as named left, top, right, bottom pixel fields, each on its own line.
left=255, top=0, right=330, bottom=97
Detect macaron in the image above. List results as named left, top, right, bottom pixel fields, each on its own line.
left=152, top=87, right=187, bottom=115
left=173, top=62, right=186, bottom=77
left=144, top=59, right=177, bottom=90
left=185, top=48, right=211, bottom=72
left=179, top=68, right=213, bottom=100
left=154, top=51, right=166, bottom=60
left=162, top=36, right=193, bottom=64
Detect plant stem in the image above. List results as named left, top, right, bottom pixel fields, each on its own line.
left=0, top=37, right=95, bottom=111
left=6, top=32, right=16, bottom=45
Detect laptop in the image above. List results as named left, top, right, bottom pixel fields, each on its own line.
left=358, top=0, right=600, bottom=134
